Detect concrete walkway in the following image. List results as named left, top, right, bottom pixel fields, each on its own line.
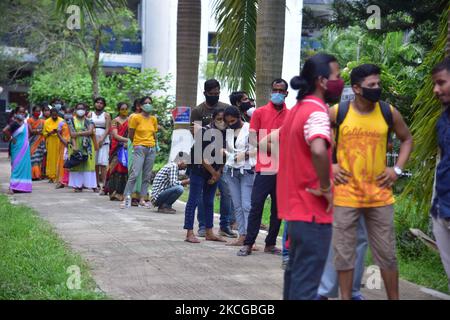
left=0, top=153, right=446, bottom=300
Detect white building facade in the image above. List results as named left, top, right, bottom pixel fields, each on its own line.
left=136, top=0, right=304, bottom=108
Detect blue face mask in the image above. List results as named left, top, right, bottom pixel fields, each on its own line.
left=271, top=93, right=286, bottom=105
left=142, top=104, right=153, bottom=113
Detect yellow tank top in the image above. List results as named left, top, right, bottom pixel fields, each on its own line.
left=334, top=102, right=395, bottom=208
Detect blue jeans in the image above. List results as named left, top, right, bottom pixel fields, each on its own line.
left=222, top=167, right=255, bottom=236
left=282, top=221, right=289, bottom=261
left=155, top=185, right=184, bottom=208
left=284, top=220, right=332, bottom=300
left=318, top=215, right=368, bottom=298
left=184, top=173, right=218, bottom=230
left=197, top=175, right=233, bottom=230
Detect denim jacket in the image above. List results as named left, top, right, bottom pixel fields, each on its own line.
left=432, top=108, right=450, bottom=219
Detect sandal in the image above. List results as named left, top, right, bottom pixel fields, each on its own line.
left=131, top=199, right=139, bottom=207
left=138, top=201, right=151, bottom=209
left=74, top=188, right=83, bottom=193
left=264, top=246, right=282, bottom=255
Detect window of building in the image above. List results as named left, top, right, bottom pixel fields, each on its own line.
left=207, top=32, right=220, bottom=56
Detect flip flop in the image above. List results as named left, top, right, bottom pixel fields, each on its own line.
left=138, top=202, right=151, bottom=209
left=264, top=246, right=282, bottom=255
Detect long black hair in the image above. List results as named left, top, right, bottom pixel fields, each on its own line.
left=291, top=53, right=337, bottom=100
left=132, top=99, right=140, bottom=112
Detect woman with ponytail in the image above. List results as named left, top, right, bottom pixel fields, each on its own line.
left=277, top=53, right=344, bottom=300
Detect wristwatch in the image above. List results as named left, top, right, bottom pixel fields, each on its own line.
left=393, top=166, right=403, bottom=177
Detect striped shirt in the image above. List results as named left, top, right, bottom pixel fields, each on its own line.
left=151, top=163, right=182, bottom=201
left=304, top=111, right=331, bottom=145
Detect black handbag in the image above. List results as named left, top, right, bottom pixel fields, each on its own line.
left=64, top=150, right=88, bottom=169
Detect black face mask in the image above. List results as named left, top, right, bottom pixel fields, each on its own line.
left=324, top=92, right=341, bottom=105
left=239, top=101, right=253, bottom=112
left=205, top=94, right=219, bottom=106
left=361, top=87, right=382, bottom=103
left=229, top=121, right=242, bottom=130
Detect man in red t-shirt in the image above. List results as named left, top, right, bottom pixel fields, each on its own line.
left=278, top=53, right=343, bottom=300
left=237, top=79, right=290, bottom=256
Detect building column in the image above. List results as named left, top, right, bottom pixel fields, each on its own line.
left=141, top=0, right=177, bottom=95
left=282, top=0, right=303, bottom=109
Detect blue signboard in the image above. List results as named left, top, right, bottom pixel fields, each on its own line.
left=172, top=106, right=191, bottom=124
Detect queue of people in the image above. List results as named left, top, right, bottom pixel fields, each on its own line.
left=2, top=53, right=450, bottom=300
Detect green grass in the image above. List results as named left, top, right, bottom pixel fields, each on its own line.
left=398, top=250, right=449, bottom=293
left=0, top=194, right=107, bottom=300
left=394, top=197, right=449, bottom=294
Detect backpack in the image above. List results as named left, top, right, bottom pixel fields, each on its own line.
left=332, top=100, right=394, bottom=164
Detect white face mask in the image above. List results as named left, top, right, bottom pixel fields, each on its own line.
left=76, top=109, right=86, bottom=117
left=215, top=120, right=226, bottom=130
left=246, top=107, right=256, bottom=118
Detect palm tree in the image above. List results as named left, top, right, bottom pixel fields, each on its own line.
left=176, top=0, right=202, bottom=110
left=212, top=0, right=287, bottom=104
left=400, top=7, right=449, bottom=230
left=212, top=0, right=257, bottom=96
left=255, top=0, right=286, bottom=107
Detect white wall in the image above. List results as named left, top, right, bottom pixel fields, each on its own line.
left=282, top=0, right=304, bottom=109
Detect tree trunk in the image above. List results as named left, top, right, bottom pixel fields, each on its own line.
left=176, top=0, right=201, bottom=110
left=255, top=0, right=286, bottom=108
left=91, top=32, right=102, bottom=100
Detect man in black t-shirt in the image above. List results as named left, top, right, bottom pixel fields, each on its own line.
left=189, top=79, right=236, bottom=239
